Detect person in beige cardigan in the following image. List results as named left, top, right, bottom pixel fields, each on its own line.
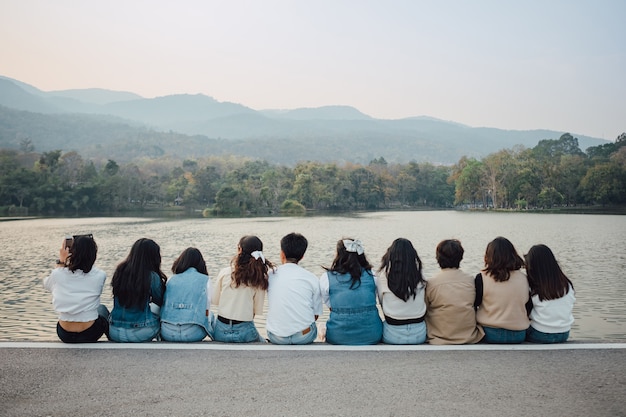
left=425, top=239, right=484, bottom=344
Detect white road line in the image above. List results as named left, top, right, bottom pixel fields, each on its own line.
left=1, top=341, right=625, bottom=351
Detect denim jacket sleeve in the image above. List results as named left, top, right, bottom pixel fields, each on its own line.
left=150, top=271, right=165, bottom=306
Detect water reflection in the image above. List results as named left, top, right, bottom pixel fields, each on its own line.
left=1, top=211, right=625, bottom=341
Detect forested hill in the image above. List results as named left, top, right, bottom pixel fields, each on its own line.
left=0, top=75, right=612, bottom=165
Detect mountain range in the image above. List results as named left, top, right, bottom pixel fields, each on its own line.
left=0, top=75, right=610, bottom=165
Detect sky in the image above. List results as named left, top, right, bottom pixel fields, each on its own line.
left=1, top=0, right=624, bottom=140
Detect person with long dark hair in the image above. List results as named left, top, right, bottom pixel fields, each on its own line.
left=43, top=234, right=109, bottom=343
left=525, top=244, right=575, bottom=343
left=212, top=235, right=274, bottom=343
left=475, top=236, right=530, bottom=343
left=109, top=238, right=167, bottom=342
left=425, top=239, right=484, bottom=344
left=320, top=238, right=382, bottom=345
left=377, top=238, right=427, bottom=344
left=160, top=247, right=213, bottom=342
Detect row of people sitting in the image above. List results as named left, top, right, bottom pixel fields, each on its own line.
left=43, top=233, right=575, bottom=345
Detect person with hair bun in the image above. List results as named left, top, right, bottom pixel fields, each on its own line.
left=525, top=244, right=575, bottom=343
left=475, top=236, right=530, bottom=343
left=425, top=239, right=484, bottom=344
left=43, top=234, right=109, bottom=343
left=212, top=235, right=274, bottom=343
left=319, top=238, right=382, bottom=345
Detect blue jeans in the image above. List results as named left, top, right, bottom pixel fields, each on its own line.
left=161, top=322, right=210, bottom=342
left=267, top=323, right=317, bottom=345
left=326, top=306, right=383, bottom=345
left=211, top=317, right=265, bottom=343
left=109, top=311, right=161, bottom=343
left=382, top=321, right=427, bottom=345
left=482, top=326, right=527, bottom=344
left=526, top=326, right=570, bottom=343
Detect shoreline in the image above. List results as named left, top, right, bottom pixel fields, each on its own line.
left=2, top=204, right=626, bottom=221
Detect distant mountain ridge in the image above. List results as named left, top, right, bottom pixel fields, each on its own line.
left=47, top=88, right=143, bottom=105
left=0, top=75, right=611, bottom=165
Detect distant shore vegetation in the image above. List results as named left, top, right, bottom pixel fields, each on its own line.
left=1, top=133, right=625, bottom=217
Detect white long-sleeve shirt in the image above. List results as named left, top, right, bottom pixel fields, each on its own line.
left=43, top=267, right=106, bottom=322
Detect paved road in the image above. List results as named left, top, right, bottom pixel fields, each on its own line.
left=1, top=343, right=625, bottom=417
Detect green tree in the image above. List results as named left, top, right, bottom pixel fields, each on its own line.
left=451, top=157, right=483, bottom=206
left=580, top=163, right=625, bottom=205
left=214, top=185, right=243, bottom=214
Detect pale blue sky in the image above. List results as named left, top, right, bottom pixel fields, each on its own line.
left=1, top=0, right=624, bottom=139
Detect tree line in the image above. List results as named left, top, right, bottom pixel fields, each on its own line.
left=1, top=132, right=624, bottom=216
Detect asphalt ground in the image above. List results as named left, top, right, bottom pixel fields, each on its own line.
left=1, top=342, right=625, bottom=417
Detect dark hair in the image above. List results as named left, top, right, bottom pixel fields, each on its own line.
left=436, top=239, right=464, bottom=269
left=67, top=235, right=97, bottom=274
left=172, top=247, right=208, bottom=275
left=232, top=235, right=273, bottom=290
left=112, top=238, right=167, bottom=308
left=483, top=236, right=524, bottom=282
left=280, top=233, right=308, bottom=263
left=379, top=238, right=424, bottom=301
left=324, top=238, right=373, bottom=289
left=525, top=244, right=573, bottom=301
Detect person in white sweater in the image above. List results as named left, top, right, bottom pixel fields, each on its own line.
left=525, top=244, right=575, bottom=343
left=43, top=234, right=109, bottom=343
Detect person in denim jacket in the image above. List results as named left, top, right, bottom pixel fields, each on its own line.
left=160, top=248, right=213, bottom=342
left=109, top=238, right=167, bottom=342
left=320, top=238, right=382, bottom=345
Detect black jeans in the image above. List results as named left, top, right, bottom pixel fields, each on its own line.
left=56, top=315, right=109, bottom=343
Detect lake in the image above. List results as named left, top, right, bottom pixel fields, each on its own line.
left=1, top=211, right=624, bottom=342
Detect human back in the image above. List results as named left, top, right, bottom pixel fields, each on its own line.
left=320, top=238, right=382, bottom=345
left=212, top=235, right=273, bottom=343
left=524, top=244, right=575, bottom=343
left=160, top=247, right=212, bottom=342
left=109, top=238, right=166, bottom=343
left=426, top=239, right=484, bottom=345
left=43, top=234, right=109, bottom=343
left=475, top=236, right=530, bottom=344
left=266, top=233, right=322, bottom=344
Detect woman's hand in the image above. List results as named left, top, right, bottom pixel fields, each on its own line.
left=57, top=241, right=70, bottom=266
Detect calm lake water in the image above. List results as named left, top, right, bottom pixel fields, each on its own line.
left=1, top=211, right=625, bottom=342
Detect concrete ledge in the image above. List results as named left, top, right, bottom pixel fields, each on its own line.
left=3, top=343, right=625, bottom=416
left=1, top=341, right=625, bottom=351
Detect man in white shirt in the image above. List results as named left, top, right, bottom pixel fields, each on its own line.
left=266, top=233, right=322, bottom=344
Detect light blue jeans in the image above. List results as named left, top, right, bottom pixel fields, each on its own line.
left=211, top=317, right=265, bottom=343
left=161, top=323, right=210, bottom=342
left=109, top=320, right=160, bottom=343
left=326, top=306, right=383, bottom=345
left=267, top=323, right=317, bottom=345
left=526, top=326, right=570, bottom=343
left=482, top=326, right=527, bottom=344
left=382, top=321, right=427, bottom=345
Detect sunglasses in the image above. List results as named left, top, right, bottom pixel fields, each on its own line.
left=73, top=234, right=94, bottom=239
left=65, top=234, right=94, bottom=249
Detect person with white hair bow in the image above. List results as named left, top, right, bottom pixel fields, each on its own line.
left=319, top=238, right=383, bottom=345
left=212, top=235, right=274, bottom=343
